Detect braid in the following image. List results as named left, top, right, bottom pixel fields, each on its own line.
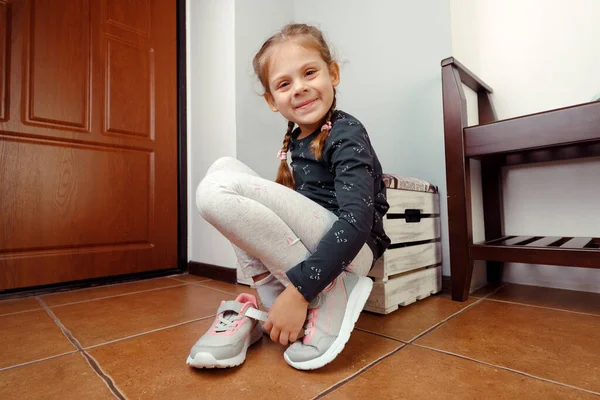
left=275, top=121, right=296, bottom=188
left=310, top=92, right=337, bottom=160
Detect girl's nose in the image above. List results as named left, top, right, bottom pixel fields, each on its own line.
left=292, top=81, right=308, bottom=96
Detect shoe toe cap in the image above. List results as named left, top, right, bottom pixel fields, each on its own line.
left=190, top=340, right=241, bottom=361
left=284, top=341, right=321, bottom=363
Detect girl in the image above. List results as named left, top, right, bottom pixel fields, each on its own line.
left=187, top=23, right=390, bottom=371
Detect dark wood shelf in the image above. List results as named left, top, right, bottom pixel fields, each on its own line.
left=472, top=236, right=600, bottom=269
left=441, top=56, right=600, bottom=301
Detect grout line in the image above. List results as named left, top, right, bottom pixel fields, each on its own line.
left=354, top=327, right=407, bottom=344
left=84, top=314, right=217, bottom=350
left=41, top=275, right=183, bottom=298
left=313, top=344, right=407, bottom=400
left=408, top=284, right=507, bottom=344
left=0, top=307, right=45, bottom=318
left=407, top=298, right=485, bottom=343
left=194, top=283, right=248, bottom=297
left=412, top=343, right=600, bottom=397
left=471, top=283, right=507, bottom=299
left=482, top=298, right=600, bottom=318
left=46, top=283, right=189, bottom=309
left=35, top=297, right=126, bottom=400
left=0, top=351, right=79, bottom=373
left=169, top=276, right=212, bottom=284
left=82, top=352, right=126, bottom=400
left=357, top=285, right=509, bottom=346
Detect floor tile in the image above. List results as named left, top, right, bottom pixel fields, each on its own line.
left=0, top=310, right=76, bottom=369
left=0, top=297, right=42, bottom=316
left=169, top=274, right=212, bottom=283
left=41, top=277, right=185, bottom=307
left=356, top=294, right=478, bottom=342
left=197, top=280, right=256, bottom=296
left=197, top=280, right=265, bottom=309
left=88, top=319, right=402, bottom=400
left=324, top=345, right=596, bottom=400
left=487, top=284, right=600, bottom=315
left=415, top=300, right=600, bottom=393
left=0, top=352, right=115, bottom=400
left=470, top=283, right=505, bottom=298
left=53, top=285, right=233, bottom=348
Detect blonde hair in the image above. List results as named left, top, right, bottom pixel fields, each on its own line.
left=253, top=23, right=338, bottom=189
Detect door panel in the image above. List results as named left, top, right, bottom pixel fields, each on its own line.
left=26, top=0, right=91, bottom=129
left=1, top=1, right=11, bottom=122
left=105, top=38, right=153, bottom=138
left=0, top=0, right=177, bottom=290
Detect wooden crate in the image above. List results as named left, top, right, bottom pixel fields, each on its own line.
left=365, top=188, right=442, bottom=314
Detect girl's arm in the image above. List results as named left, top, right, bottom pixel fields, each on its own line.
left=286, top=120, right=375, bottom=302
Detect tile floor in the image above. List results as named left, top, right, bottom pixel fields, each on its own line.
left=1, top=274, right=599, bottom=399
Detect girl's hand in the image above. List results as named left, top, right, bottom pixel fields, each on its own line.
left=263, top=285, right=309, bottom=346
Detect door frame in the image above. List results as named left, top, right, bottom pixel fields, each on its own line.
left=176, top=0, right=188, bottom=271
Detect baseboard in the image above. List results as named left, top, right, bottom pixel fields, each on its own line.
left=0, top=268, right=183, bottom=300
left=188, top=261, right=237, bottom=284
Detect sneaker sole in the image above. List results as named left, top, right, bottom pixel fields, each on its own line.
left=284, top=277, right=373, bottom=370
left=186, top=322, right=263, bottom=369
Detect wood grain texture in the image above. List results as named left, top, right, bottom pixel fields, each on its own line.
left=0, top=0, right=9, bottom=121
left=441, top=63, right=475, bottom=302
left=365, top=266, right=442, bottom=314
left=383, top=218, right=441, bottom=244
left=0, top=0, right=177, bottom=290
left=24, top=0, right=91, bottom=130
left=369, top=242, right=442, bottom=280
left=386, top=190, right=440, bottom=214
left=465, top=101, right=600, bottom=157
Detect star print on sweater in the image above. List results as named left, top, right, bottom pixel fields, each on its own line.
left=286, top=110, right=391, bottom=302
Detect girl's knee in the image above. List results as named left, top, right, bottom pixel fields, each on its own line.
left=195, top=171, right=236, bottom=218
left=195, top=175, right=220, bottom=218
left=206, top=156, right=239, bottom=176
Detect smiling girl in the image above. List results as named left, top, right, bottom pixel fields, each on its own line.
left=187, top=23, right=390, bottom=371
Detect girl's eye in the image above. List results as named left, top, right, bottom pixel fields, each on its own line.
left=306, top=70, right=316, bottom=76
left=278, top=82, right=289, bottom=89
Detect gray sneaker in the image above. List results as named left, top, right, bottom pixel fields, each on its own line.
left=283, top=271, right=373, bottom=370
left=186, top=293, right=267, bottom=368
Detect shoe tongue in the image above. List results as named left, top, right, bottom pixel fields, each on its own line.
left=214, top=310, right=239, bottom=332
left=221, top=308, right=241, bottom=321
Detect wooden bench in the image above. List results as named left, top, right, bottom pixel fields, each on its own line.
left=441, top=57, right=600, bottom=302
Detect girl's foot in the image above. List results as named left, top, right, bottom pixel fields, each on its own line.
left=283, top=272, right=373, bottom=370
left=187, top=293, right=267, bottom=368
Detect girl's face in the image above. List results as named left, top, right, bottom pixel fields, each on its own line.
left=264, top=40, right=340, bottom=135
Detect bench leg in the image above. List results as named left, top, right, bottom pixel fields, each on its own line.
left=481, top=158, right=505, bottom=285
left=451, top=258, right=474, bottom=302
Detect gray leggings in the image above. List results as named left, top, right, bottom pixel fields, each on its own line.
left=196, top=157, right=373, bottom=285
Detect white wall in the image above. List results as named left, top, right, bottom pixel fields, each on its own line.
left=235, top=0, right=293, bottom=179
left=187, top=0, right=238, bottom=267
left=292, top=0, right=453, bottom=276
left=451, top=0, right=600, bottom=293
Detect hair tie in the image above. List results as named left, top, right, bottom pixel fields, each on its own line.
left=277, top=150, right=287, bottom=160
left=321, top=121, right=332, bottom=132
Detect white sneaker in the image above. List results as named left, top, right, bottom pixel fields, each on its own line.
left=186, top=293, right=267, bottom=368
left=283, top=272, right=373, bottom=370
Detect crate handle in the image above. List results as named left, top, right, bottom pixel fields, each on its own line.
left=405, top=209, right=422, bottom=223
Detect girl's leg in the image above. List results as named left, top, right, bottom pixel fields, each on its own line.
left=196, top=157, right=374, bottom=285
left=194, top=157, right=374, bottom=370
left=204, top=157, right=269, bottom=275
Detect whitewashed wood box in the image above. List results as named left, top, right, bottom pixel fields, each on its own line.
left=364, top=175, right=442, bottom=314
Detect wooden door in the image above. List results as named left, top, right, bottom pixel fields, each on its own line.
left=0, top=0, right=178, bottom=290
